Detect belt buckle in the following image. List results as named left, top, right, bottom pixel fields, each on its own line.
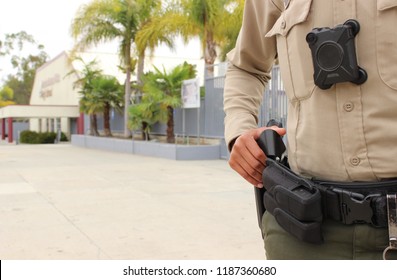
left=333, top=189, right=376, bottom=225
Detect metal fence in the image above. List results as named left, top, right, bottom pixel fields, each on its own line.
left=202, top=62, right=229, bottom=138
left=175, top=62, right=287, bottom=159
left=202, top=62, right=288, bottom=137
left=261, top=65, right=288, bottom=127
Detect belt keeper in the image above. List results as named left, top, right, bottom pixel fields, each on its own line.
left=383, top=194, right=397, bottom=260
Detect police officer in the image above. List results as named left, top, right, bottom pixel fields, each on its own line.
left=224, top=0, right=397, bottom=259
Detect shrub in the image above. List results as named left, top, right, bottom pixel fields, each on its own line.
left=60, top=132, right=68, bottom=142
left=20, top=130, right=40, bottom=144
left=20, top=130, right=67, bottom=144
left=37, top=132, right=57, bottom=144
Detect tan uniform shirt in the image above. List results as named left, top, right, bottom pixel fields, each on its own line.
left=224, top=0, right=397, bottom=182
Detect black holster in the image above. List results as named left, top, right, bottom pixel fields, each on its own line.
left=262, top=158, right=324, bottom=244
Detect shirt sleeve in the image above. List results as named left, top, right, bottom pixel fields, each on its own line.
left=223, top=0, right=283, bottom=150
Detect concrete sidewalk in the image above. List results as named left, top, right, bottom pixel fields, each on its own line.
left=0, top=143, right=265, bottom=260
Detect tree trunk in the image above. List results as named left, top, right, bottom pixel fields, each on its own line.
left=204, top=31, right=217, bottom=77
left=90, top=114, right=100, bottom=136
left=89, top=114, right=94, bottom=136
left=137, top=51, right=149, bottom=140
left=137, top=51, right=145, bottom=89
left=103, top=102, right=112, bottom=137
left=166, top=106, right=175, bottom=143
left=141, top=121, right=150, bottom=141
left=123, top=43, right=132, bottom=138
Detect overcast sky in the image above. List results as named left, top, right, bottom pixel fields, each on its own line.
left=0, top=0, right=93, bottom=81
left=1, top=0, right=92, bottom=57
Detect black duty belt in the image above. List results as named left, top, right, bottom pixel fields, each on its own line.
left=261, top=158, right=397, bottom=244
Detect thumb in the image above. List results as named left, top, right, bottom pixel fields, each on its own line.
left=270, top=126, right=286, bottom=136
left=251, top=126, right=286, bottom=140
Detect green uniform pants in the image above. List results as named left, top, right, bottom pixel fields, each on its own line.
left=262, top=211, right=389, bottom=260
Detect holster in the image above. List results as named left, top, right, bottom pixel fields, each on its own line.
left=262, top=158, right=324, bottom=244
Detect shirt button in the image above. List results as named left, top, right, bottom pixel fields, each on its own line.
left=350, top=157, right=360, bottom=166
left=344, top=102, right=354, bottom=112
left=281, top=20, right=286, bottom=29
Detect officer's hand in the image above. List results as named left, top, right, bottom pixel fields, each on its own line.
left=228, top=126, right=286, bottom=188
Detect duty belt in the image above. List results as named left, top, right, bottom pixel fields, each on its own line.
left=261, top=158, right=397, bottom=244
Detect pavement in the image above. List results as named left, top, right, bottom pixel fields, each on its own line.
left=0, top=142, right=265, bottom=260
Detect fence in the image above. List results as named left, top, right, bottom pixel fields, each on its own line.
left=200, top=62, right=288, bottom=136
left=151, top=63, right=287, bottom=137
left=261, top=65, right=288, bottom=127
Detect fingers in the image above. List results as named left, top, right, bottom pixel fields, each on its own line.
left=229, top=131, right=267, bottom=187
left=229, top=126, right=286, bottom=187
left=251, top=126, right=286, bottom=140
left=271, top=126, right=287, bottom=137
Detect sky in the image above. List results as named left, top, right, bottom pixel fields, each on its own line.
left=1, top=0, right=92, bottom=57
left=0, top=0, right=201, bottom=83
left=0, top=0, right=91, bottom=81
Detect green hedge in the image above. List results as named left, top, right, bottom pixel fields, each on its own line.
left=20, top=130, right=68, bottom=144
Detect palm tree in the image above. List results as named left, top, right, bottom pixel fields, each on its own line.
left=134, top=7, right=179, bottom=85
left=217, top=0, right=245, bottom=60
left=71, top=58, right=124, bottom=137
left=128, top=91, right=161, bottom=141
left=71, top=0, right=178, bottom=138
left=80, top=90, right=101, bottom=136
left=139, top=62, right=196, bottom=143
left=70, top=58, right=103, bottom=136
left=91, top=75, right=124, bottom=136
left=160, top=0, right=244, bottom=75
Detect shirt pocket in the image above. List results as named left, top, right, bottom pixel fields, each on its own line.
left=376, top=0, right=397, bottom=90
left=266, top=0, right=315, bottom=101
left=267, top=0, right=312, bottom=37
